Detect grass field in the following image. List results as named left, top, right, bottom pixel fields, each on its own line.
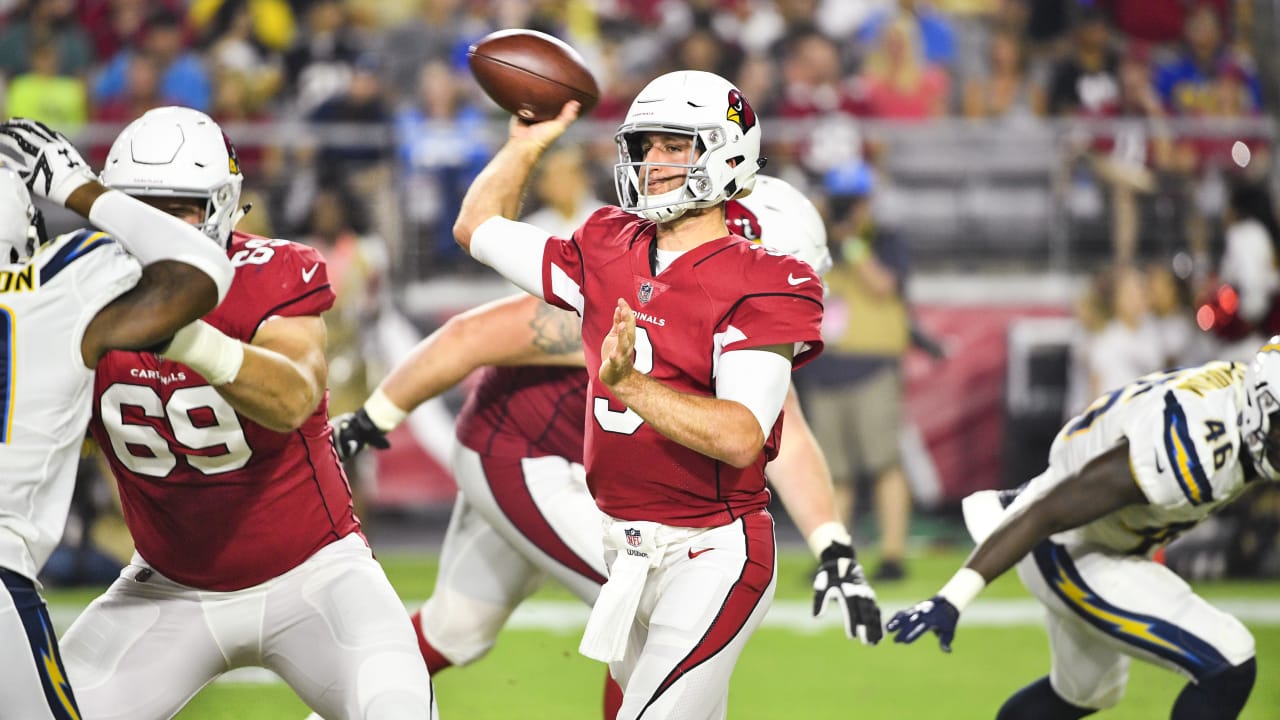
left=46, top=546, right=1280, bottom=720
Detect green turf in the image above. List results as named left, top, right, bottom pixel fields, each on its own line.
left=43, top=546, right=1280, bottom=719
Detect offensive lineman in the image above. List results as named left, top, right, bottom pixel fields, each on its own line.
left=0, top=119, right=233, bottom=720
left=54, top=108, right=437, bottom=720
left=452, top=71, right=826, bottom=718
left=332, top=176, right=881, bottom=716
left=887, top=352, right=1271, bottom=719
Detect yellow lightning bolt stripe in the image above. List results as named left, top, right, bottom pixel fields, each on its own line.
left=39, top=619, right=80, bottom=720
left=1053, top=565, right=1186, bottom=657
left=1259, top=343, right=1280, bottom=354
left=1167, top=422, right=1203, bottom=504
left=75, top=231, right=107, bottom=254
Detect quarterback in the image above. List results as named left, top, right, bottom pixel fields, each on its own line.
left=453, top=70, right=828, bottom=719
left=888, top=352, right=1272, bottom=719
left=333, top=175, right=881, bottom=716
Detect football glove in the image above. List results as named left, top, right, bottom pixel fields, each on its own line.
left=0, top=118, right=96, bottom=206
left=812, top=540, right=883, bottom=645
left=885, top=596, right=960, bottom=652
left=331, top=407, right=390, bottom=462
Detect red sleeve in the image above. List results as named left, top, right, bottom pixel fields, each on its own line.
left=722, top=292, right=825, bottom=368
left=540, top=206, right=633, bottom=315
left=212, top=237, right=336, bottom=340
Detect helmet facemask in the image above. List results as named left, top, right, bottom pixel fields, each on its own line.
left=1242, top=343, right=1280, bottom=481
left=615, top=125, right=740, bottom=223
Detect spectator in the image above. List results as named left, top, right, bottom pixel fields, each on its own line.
left=856, top=0, right=957, bottom=69
left=1088, top=266, right=1165, bottom=397
left=1103, top=0, right=1232, bottom=46
left=283, top=0, right=364, bottom=114
left=1154, top=3, right=1262, bottom=117
left=376, top=0, right=487, bottom=102
left=93, top=9, right=212, bottom=112
left=90, top=52, right=167, bottom=123
left=393, top=59, right=491, bottom=269
left=1064, top=271, right=1112, bottom=420
left=190, top=0, right=296, bottom=54
left=1219, top=181, right=1280, bottom=336
left=198, top=0, right=286, bottom=106
left=4, top=41, right=87, bottom=132
left=1046, top=8, right=1120, bottom=117
left=777, top=31, right=862, bottom=119
left=796, top=167, right=914, bottom=581
left=521, top=146, right=607, bottom=239
left=0, top=0, right=92, bottom=78
left=1146, top=261, right=1199, bottom=367
left=962, top=27, right=1045, bottom=120
left=859, top=14, right=950, bottom=120
left=308, top=55, right=391, bottom=177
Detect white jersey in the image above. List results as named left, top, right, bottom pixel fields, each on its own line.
left=1038, top=362, right=1254, bottom=554
left=0, top=229, right=140, bottom=581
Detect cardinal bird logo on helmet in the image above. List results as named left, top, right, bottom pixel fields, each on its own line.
left=222, top=131, right=241, bottom=176
left=726, top=89, right=756, bottom=134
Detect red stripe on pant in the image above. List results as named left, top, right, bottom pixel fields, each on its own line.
left=642, top=510, right=775, bottom=713
left=480, top=454, right=608, bottom=585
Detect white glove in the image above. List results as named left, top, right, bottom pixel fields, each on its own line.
left=0, top=118, right=97, bottom=206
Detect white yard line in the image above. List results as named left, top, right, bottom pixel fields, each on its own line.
left=46, top=597, right=1280, bottom=686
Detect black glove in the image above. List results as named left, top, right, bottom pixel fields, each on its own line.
left=330, top=407, right=390, bottom=462
left=812, top=540, right=883, bottom=645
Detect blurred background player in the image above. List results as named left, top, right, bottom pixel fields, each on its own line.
left=332, top=174, right=879, bottom=718
left=0, top=119, right=233, bottom=720
left=55, top=107, right=437, bottom=720
left=450, top=70, right=832, bottom=719
left=888, top=349, right=1274, bottom=719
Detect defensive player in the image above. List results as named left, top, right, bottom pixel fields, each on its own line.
left=55, top=108, right=437, bottom=720
left=332, top=176, right=880, bottom=715
left=887, top=351, right=1273, bottom=719
left=452, top=71, right=826, bottom=718
left=0, top=120, right=233, bottom=720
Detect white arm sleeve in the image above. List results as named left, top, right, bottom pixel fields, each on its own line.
left=716, top=349, right=793, bottom=438
left=88, top=190, right=234, bottom=301
left=470, top=216, right=552, bottom=300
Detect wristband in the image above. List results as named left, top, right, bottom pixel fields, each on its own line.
left=161, top=320, right=244, bottom=386
left=806, top=521, right=853, bottom=559
left=363, top=387, right=408, bottom=432
left=937, top=567, right=987, bottom=612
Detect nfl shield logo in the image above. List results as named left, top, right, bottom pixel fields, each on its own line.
left=624, top=528, right=642, bottom=547
left=638, top=281, right=653, bottom=305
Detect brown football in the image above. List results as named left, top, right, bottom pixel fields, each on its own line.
left=467, top=29, right=599, bottom=123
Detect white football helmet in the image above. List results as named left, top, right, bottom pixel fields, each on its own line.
left=614, top=70, right=763, bottom=223
left=1241, top=338, right=1280, bottom=481
left=101, top=106, right=243, bottom=247
left=727, top=175, right=832, bottom=277
left=0, top=158, right=43, bottom=264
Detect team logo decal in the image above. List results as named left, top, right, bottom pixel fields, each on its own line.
left=726, top=89, right=756, bottom=134
left=625, top=528, right=642, bottom=547
left=725, top=200, right=762, bottom=241
left=638, top=281, right=653, bottom=305
left=222, top=131, right=241, bottom=175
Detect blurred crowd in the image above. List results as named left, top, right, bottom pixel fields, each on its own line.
left=0, top=0, right=1274, bottom=278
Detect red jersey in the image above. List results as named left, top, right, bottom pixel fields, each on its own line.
left=541, top=207, right=824, bottom=527
left=88, top=231, right=359, bottom=591
left=455, top=366, right=588, bottom=463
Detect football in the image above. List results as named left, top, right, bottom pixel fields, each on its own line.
left=467, top=29, right=599, bottom=123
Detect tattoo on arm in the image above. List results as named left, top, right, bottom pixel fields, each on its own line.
left=530, top=302, right=583, bottom=355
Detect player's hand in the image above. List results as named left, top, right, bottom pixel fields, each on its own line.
left=330, top=408, right=391, bottom=462
left=599, top=298, right=637, bottom=387
left=509, top=100, right=580, bottom=152
left=0, top=118, right=96, bottom=206
left=885, top=596, right=960, bottom=653
left=812, top=540, right=882, bottom=645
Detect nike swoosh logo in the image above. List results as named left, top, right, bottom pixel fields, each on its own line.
left=787, top=273, right=809, bottom=286
left=688, top=547, right=714, bottom=559
left=1154, top=448, right=1165, bottom=474
left=301, top=263, right=319, bottom=283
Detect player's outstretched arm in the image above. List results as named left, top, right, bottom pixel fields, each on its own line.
left=886, top=441, right=1147, bottom=651
left=767, top=385, right=881, bottom=645
left=453, top=101, right=580, bottom=254
left=161, top=315, right=329, bottom=433
left=600, top=298, right=785, bottom=469
left=332, top=294, right=586, bottom=460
